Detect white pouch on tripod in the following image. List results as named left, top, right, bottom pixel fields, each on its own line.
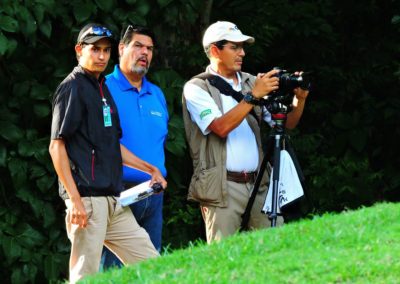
left=262, top=150, right=304, bottom=214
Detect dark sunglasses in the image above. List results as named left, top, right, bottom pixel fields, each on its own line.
left=80, top=26, right=112, bottom=40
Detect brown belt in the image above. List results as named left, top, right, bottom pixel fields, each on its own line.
left=226, top=171, right=256, bottom=183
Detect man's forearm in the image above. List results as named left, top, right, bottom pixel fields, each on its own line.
left=286, top=96, right=307, bottom=129
left=208, top=100, right=254, bottom=137
left=120, top=144, right=156, bottom=175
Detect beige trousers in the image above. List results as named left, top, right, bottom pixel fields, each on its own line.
left=65, top=196, right=159, bottom=284
left=201, top=181, right=284, bottom=243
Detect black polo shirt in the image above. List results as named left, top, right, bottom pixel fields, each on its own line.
left=51, top=65, right=123, bottom=199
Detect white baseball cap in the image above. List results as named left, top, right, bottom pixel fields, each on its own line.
left=202, top=21, right=255, bottom=47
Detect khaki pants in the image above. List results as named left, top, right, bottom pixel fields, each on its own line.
left=201, top=181, right=284, bottom=243
left=65, top=196, right=159, bottom=283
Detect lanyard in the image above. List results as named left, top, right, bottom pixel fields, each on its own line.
left=99, top=77, right=108, bottom=106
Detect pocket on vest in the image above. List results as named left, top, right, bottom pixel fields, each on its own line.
left=192, top=166, right=222, bottom=203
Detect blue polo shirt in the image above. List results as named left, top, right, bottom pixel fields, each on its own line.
left=106, top=65, right=168, bottom=183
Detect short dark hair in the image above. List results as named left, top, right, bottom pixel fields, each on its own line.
left=120, top=24, right=156, bottom=45
left=213, top=40, right=228, bottom=50
left=204, top=40, right=228, bottom=58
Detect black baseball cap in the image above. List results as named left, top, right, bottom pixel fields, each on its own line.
left=77, top=23, right=115, bottom=44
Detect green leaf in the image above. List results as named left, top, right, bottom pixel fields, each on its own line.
left=13, top=80, right=31, bottom=97
left=44, top=255, right=57, bottom=280
left=30, top=83, right=51, bottom=100
left=2, top=235, right=22, bottom=263
left=349, top=129, right=367, bottom=152
left=30, top=165, right=47, bottom=179
left=26, top=129, right=39, bottom=140
left=331, top=113, right=352, bottom=130
left=36, top=0, right=55, bottom=8
left=39, top=19, right=52, bottom=38
left=0, top=121, right=24, bottom=142
left=157, top=0, right=174, bottom=8
left=126, top=0, right=137, bottom=4
left=34, top=103, right=51, bottom=118
left=5, top=37, right=17, bottom=56
left=33, top=4, right=45, bottom=23
left=136, top=1, right=151, bottom=16
left=0, top=33, right=8, bottom=55
left=18, top=140, right=36, bottom=157
left=16, top=7, right=37, bottom=36
left=30, top=198, right=44, bottom=218
left=0, top=144, right=6, bottom=167
left=392, top=15, right=400, bottom=24
left=73, top=2, right=94, bottom=23
left=36, top=174, right=56, bottom=192
left=94, top=0, right=114, bottom=11
left=42, top=202, right=56, bottom=228
left=22, top=263, right=38, bottom=283
left=17, top=223, right=46, bottom=248
left=11, top=268, right=24, bottom=284
left=0, top=14, right=19, bottom=32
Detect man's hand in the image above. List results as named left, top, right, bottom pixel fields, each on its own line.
left=292, top=71, right=309, bottom=103
left=286, top=71, right=309, bottom=129
left=67, top=197, right=88, bottom=228
left=150, top=167, right=167, bottom=189
left=251, top=69, right=280, bottom=99
left=293, top=87, right=309, bottom=100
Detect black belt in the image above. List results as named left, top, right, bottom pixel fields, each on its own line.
left=226, top=171, right=256, bottom=183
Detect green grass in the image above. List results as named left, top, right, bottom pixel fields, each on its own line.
left=81, top=202, right=400, bottom=283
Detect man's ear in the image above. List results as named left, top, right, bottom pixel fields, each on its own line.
left=75, top=45, right=82, bottom=57
left=118, top=42, right=125, bottom=57
left=210, top=45, right=220, bottom=59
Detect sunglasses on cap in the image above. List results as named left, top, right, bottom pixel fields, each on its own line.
left=79, top=26, right=112, bottom=42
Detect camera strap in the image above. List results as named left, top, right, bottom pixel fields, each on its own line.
left=193, top=72, right=260, bottom=122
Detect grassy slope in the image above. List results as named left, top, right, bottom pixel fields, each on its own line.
left=82, top=202, right=400, bottom=283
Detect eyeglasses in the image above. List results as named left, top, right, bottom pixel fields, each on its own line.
left=80, top=26, right=112, bottom=41
left=221, top=43, right=245, bottom=52
left=122, top=25, right=135, bottom=42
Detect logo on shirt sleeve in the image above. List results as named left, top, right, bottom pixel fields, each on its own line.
left=200, top=109, right=212, bottom=120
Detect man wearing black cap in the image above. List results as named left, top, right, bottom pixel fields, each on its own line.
left=49, top=23, right=164, bottom=283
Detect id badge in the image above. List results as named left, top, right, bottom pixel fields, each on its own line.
left=103, top=105, right=112, bottom=127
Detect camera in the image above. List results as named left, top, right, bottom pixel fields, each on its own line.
left=261, top=68, right=311, bottom=113
left=273, top=69, right=310, bottom=94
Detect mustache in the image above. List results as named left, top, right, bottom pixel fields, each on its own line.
left=135, top=56, right=148, bottom=64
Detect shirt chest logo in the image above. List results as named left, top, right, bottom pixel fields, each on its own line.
left=151, top=110, right=163, bottom=117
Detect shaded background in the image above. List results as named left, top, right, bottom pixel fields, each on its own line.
left=0, top=0, right=399, bottom=282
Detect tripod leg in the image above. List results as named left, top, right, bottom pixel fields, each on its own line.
left=239, top=136, right=273, bottom=232
left=270, top=134, right=281, bottom=227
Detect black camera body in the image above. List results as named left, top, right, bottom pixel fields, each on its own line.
left=261, top=69, right=311, bottom=114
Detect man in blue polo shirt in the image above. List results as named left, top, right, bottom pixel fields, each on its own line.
left=101, top=24, right=168, bottom=268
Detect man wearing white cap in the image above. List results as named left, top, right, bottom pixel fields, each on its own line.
left=182, top=21, right=309, bottom=243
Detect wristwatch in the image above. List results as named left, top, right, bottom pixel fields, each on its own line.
left=243, top=93, right=257, bottom=104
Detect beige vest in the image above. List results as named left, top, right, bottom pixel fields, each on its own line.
left=182, top=70, right=270, bottom=207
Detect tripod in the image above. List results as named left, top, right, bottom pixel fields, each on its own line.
left=240, top=106, right=305, bottom=230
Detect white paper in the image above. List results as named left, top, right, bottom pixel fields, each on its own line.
left=262, top=150, right=304, bottom=214
left=120, top=180, right=153, bottom=207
